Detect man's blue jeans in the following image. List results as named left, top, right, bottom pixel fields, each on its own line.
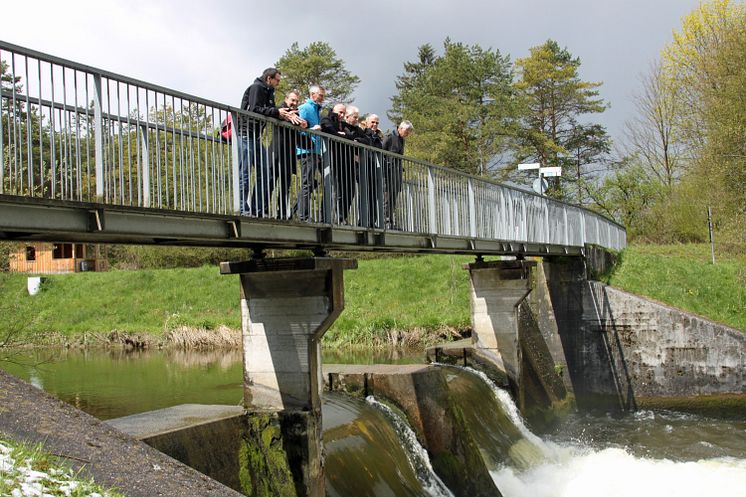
left=238, top=133, right=269, bottom=216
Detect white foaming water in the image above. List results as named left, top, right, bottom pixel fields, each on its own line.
left=365, top=395, right=455, bottom=497
left=451, top=366, right=746, bottom=497
left=492, top=448, right=746, bottom=497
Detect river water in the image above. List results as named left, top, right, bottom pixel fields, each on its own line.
left=1, top=349, right=745, bottom=497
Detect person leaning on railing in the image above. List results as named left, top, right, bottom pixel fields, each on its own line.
left=336, top=106, right=370, bottom=225
left=239, top=68, right=305, bottom=217
left=382, top=120, right=413, bottom=229
left=294, top=85, right=326, bottom=222
left=269, top=89, right=309, bottom=219
left=361, top=114, right=384, bottom=228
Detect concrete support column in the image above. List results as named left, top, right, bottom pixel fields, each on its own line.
left=221, top=257, right=356, bottom=497
left=467, top=260, right=535, bottom=387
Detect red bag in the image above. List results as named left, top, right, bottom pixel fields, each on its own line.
left=220, top=114, right=232, bottom=143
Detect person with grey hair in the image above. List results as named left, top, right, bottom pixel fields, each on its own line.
left=295, top=85, right=326, bottom=222
left=333, top=105, right=369, bottom=224
left=382, top=120, right=413, bottom=229
left=360, top=113, right=384, bottom=227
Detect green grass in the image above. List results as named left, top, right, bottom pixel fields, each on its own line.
left=325, top=254, right=472, bottom=346
left=606, top=243, right=746, bottom=331
left=0, top=437, right=125, bottom=496
left=0, top=266, right=242, bottom=338
left=1, top=246, right=742, bottom=347
left=0, top=255, right=473, bottom=346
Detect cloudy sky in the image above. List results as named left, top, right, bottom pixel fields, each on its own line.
left=3, top=0, right=701, bottom=147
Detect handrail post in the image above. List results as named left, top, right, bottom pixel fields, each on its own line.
left=563, top=206, right=569, bottom=246
left=139, top=123, right=150, bottom=208
left=468, top=178, right=477, bottom=238
left=322, top=140, right=333, bottom=224
left=93, top=74, right=104, bottom=200
left=231, top=111, right=240, bottom=214
left=427, top=166, right=437, bottom=234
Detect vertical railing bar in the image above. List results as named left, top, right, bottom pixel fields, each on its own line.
left=0, top=49, right=5, bottom=194
left=92, top=73, right=104, bottom=200
left=194, top=105, right=205, bottom=212
left=135, top=85, right=142, bottom=206
left=61, top=67, right=71, bottom=199
left=84, top=72, right=91, bottom=199
left=26, top=56, right=35, bottom=195
left=139, top=88, right=150, bottom=208
left=125, top=83, right=133, bottom=206
left=162, top=92, right=170, bottom=210
left=48, top=61, right=57, bottom=199
left=186, top=99, right=193, bottom=211
left=116, top=82, right=125, bottom=204
left=11, top=53, right=20, bottom=194
left=105, top=78, right=115, bottom=203
left=196, top=103, right=203, bottom=213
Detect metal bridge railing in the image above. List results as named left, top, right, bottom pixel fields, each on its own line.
left=0, top=40, right=626, bottom=251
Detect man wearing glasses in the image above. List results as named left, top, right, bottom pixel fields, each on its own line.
left=239, top=68, right=304, bottom=217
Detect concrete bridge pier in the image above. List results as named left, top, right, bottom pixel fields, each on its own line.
left=467, top=259, right=568, bottom=414
left=220, top=257, right=356, bottom=497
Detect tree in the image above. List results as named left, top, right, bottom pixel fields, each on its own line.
left=564, top=123, right=611, bottom=204
left=514, top=40, right=610, bottom=200
left=275, top=42, right=360, bottom=103
left=624, top=61, right=686, bottom=189
left=388, top=39, right=518, bottom=176
left=661, top=0, right=746, bottom=147
left=658, top=0, right=746, bottom=245
left=587, top=158, right=662, bottom=239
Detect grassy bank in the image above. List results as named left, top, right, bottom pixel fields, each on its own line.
left=0, top=245, right=742, bottom=349
left=0, top=254, right=472, bottom=348
left=605, top=244, right=746, bottom=332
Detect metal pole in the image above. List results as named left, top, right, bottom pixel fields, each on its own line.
left=93, top=74, right=104, bottom=199
left=708, top=206, right=716, bottom=265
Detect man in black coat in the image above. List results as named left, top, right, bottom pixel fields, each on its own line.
left=269, top=89, right=308, bottom=219
left=335, top=106, right=369, bottom=225
left=382, top=120, right=413, bottom=229
left=238, top=67, right=303, bottom=217
left=360, top=114, right=384, bottom=228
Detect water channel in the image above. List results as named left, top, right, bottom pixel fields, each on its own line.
left=2, top=348, right=746, bottom=497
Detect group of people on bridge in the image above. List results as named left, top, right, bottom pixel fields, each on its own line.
left=237, top=67, right=413, bottom=228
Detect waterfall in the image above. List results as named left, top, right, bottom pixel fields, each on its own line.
left=444, top=365, right=746, bottom=497
left=323, top=392, right=454, bottom=497
left=365, top=396, right=456, bottom=497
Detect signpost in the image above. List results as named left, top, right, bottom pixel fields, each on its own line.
left=517, top=163, right=562, bottom=195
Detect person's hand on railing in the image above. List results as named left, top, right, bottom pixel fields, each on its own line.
left=278, top=107, right=307, bottom=128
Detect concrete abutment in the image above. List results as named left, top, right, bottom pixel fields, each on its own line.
left=220, top=257, right=356, bottom=497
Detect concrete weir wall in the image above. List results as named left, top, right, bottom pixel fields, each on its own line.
left=583, top=282, right=746, bottom=399
left=541, top=253, right=746, bottom=412
left=467, top=253, right=745, bottom=415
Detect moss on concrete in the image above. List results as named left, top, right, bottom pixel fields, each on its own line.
left=238, top=414, right=297, bottom=497
left=635, top=394, right=746, bottom=419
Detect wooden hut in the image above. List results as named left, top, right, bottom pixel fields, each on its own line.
left=9, top=242, right=106, bottom=274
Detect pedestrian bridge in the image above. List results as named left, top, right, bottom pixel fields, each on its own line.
left=0, top=40, right=625, bottom=256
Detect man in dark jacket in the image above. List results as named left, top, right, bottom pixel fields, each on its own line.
left=382, top=120, right=413, bottom=229
left=336, top=106, right=369, bottom=225
left=269, top=89, right=308, bottom=219
left=238, top=67, right=303, bottom=217
left=360, top=114, right=384, bottom=228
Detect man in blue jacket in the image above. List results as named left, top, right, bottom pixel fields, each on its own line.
left=239, top=68, right=304, bottom=217
left=295, top=85, right=326, bottom=222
